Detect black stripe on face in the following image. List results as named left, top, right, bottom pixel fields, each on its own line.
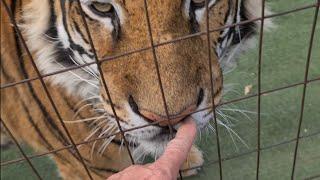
left=109, top=7, right=121, bottom=42
left=223, top=0, right=233, bottom=23
left=10, top=1, right=84, bottom=164
left=1, top=0, right=19, bottom=83
left=76, top=1, right=121, bottom=42
left=16, top=50, right=71, bottom=148
left=18, top=46, right=84, bottom=165
left=89, top=166, right=119, bottom=174
left=46, top=0, right=58, bottom=39
left=72, top=19, right=90, bottom=44
left=46, top=0, right=78, bottom=67
left=0, top=61, right=15, bottom=82
left=13, top=19, right=70, bottom=151
left=58, top=0, right=94, bottom=64
left=20, top=99, right=54, bottom=150
left=189, top=0, right=222, bottom=33
left=60, top=94, right=133, bottom=148
left=47, top=0, right=92, bottom=56
left=217, top=0, right=233, bottom=44
left=7, top=0, right=75, bottom=165
left=189, top=1, right=201, bottom=33
left=20, top=98, right=74, bottom=164
left=227, top=0, right=238, bottom=42
left=231, top=0, right=256, bottom=44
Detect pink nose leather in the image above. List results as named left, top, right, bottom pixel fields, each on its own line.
left=140, top=105, right=197, bottom=126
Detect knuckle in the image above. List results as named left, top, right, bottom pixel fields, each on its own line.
left=151, top=165, right=173, bottom=180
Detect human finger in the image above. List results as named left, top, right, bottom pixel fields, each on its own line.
left=153, top=117, right=197, bottom=175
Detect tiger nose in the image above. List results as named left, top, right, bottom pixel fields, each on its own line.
left=139, top=105, right=197, bottom=127
left=128, top=89, right=203, bottom=127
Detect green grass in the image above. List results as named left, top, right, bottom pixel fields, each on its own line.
left=1, top=0, right=319, bottom=179
left=188, top=0, right=320, bottom=179
left=0, top=146, right=59, bottom=180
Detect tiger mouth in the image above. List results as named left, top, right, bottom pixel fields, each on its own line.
left=145, top=126, right=177, bottom=142
left=126, top=126, right=177, bottom=143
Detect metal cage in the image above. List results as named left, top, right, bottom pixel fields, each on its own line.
left=1, top=0, right=319, bottom=179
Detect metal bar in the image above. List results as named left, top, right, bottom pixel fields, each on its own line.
left=142, top=0, right=174, bottom=136
left=1, top=145, right=74, bottom=166
left=181, top=130, right=320, bottom=172
left=256, top=0, right=266, bottom=179
left=1, top=3, right=317, bottom=90
left=1, top=77, right=319, bottom=167
left=304, top=174, right=320, bottom=180
left=219, top=78, right=320, bottom=106
left=75, top=0, right=135, bottom=164
left=0, top=1, right=94, bottom=179
left=142, top=0, right=180, bottom=177
left=1, top=1, right=319, bottom=178
left=291, top=1, right=320, bottom=179
left=4, top=126, right=319, bottom=170
left=179, top=171, right=183, bottom=179
left=0, top=119, right=42, bottom=179
left=205, top=0, right=223, bottom=179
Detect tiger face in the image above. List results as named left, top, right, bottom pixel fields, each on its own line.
left=23, top=0, right=262, bottom=158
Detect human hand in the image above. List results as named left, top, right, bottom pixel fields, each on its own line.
left=108, top=117, right=197, bottom=180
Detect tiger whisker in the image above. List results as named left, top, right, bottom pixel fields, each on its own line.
left=217, top=119, right=249, bottom=149
left=208, top=123, right=216, bottom=133
left=74, top=96, right=100, bottom=109
left=64, top=115, right=108, bottom=123
left=220, top=107, right=255, bottom=122
left=77, top=126, right=101, bottom=153
left=55, top=61, right=99, bottom=89
left=90, top=139, right=98, bottom=159
left=85, top=127, right=102, bottom=142
left=98, top=125, right=117, bottom=154
left=93, top=108, right=106, bottom=113
left=118, top=138, right=124, bottom=155
left=217, top=109, right=239, bottom=123
left=216, top=109, right=234, bottom=126
left=68, top=54, right=100, bottom=80
left=198, top=126, right=202, bottom=142
left=98, top=136, right=115, bottom=154
left=220, top=108, right=257, bottom=114
left=42, top=33, right=60, bottom=44
left=67, top=48, right=99, bottom=79
left=91, top=123, right=110, bottom=156
left=100, top=123, right=117, bottom=136
left=87, top=122, right=118, bottom=157
left=85, top=116, right=111, bottom=143
left=93, top=117, right=110, bottom=128
left=217, top=119, right=239, bottom=151
left=205, top=114, right=249, bottom=149
left=72, top=103, right=94, bottom=120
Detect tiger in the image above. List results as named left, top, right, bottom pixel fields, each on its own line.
left=0, top=0, right=272, bottom=179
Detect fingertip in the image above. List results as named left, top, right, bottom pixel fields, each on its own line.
left=176, top=116, right=197, bottom=139
left=155, top=117, right=197, bottom=175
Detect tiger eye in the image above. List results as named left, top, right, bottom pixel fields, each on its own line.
left=191, top=0, right=206, bottom=7
left=192, top=0, right=205, bottom=3
left=91, top=2, right=113, bottom=13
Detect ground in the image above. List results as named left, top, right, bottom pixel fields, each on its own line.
left=1, top=0, right=319, bottom=179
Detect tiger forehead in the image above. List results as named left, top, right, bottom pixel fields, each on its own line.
left=120, top=1, right=193, bottom=37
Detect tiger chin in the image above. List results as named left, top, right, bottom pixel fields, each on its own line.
left=1, top=0, right=271, bottom=179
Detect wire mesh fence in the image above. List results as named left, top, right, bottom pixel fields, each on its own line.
left=1, top=0, right=319, bottom=179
